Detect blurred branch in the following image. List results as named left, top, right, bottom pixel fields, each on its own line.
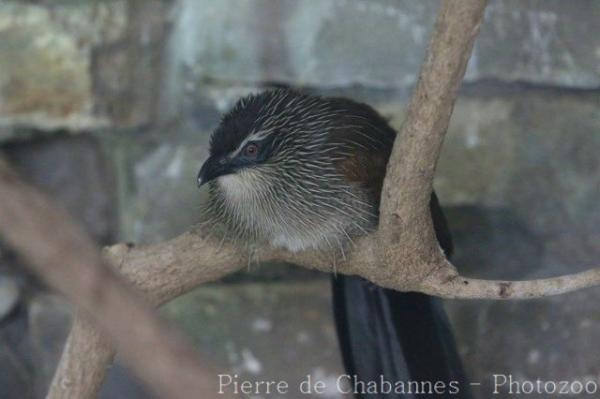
left=1, top=0, right=589, bottom=397
left=0, top=158, right=230, bottom=399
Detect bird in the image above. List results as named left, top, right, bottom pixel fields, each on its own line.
left=197, top=89, right=470, bottom=398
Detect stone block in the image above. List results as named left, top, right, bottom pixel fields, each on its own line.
left=162, top=280, right=348, bottom=399
left=437, top=89, right=600, bottom=267
left=6, top=134, right=118, bottom=243
left=0, top=1, right=127, bottom=133
left=0, top=0, right=172, bottom=135
left=446, top=288, right=600, bottom=397
left=166, top=0, right=600, bottom=95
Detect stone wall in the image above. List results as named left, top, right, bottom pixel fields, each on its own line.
left=0, top=1, right=599, bottom=398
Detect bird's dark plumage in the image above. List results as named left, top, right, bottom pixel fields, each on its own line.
left=199, top=89, right=470, bottom=398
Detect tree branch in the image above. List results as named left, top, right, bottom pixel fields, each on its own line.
left=420, top=260, right=600, bottom=299
left=39, top=0, right=600, bottom=397
left=0, top=158, right=231, bottom=399
left=377, top=0, right=489, bottom=287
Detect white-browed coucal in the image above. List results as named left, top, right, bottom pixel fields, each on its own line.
left=198, top=89, right=470, bottom=398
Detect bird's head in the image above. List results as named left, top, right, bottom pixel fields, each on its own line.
left=197, top=90, right=333, bottom=190
left=197, top=89, right=394, bottom=250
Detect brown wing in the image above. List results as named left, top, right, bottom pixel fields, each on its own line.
left=336, top=148, right=390, bottom=207
left=327, top=97, right=454, bottom=255
left=326, top=98, right=396, bottom=209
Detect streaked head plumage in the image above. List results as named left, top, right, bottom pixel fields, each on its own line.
left=199, top=89, right=338, bottom=187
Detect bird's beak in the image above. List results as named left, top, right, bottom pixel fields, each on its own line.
left=197, top=156, right=229, bottom=187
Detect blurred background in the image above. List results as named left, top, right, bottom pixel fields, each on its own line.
left=0, top=0, right=599, bottom=398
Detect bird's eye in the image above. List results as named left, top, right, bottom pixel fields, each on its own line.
left=243, top=143, right=259, bottom=158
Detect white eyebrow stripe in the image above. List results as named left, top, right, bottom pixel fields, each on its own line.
left=229, top=130, right=274, bottom=158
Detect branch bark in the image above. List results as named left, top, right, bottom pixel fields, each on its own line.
left=29, top=0, right=600, bottom=397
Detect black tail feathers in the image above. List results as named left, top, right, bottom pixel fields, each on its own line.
left=331, top=193, right=470, bottom=398
left=332, top=278, right=470, bottom=398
